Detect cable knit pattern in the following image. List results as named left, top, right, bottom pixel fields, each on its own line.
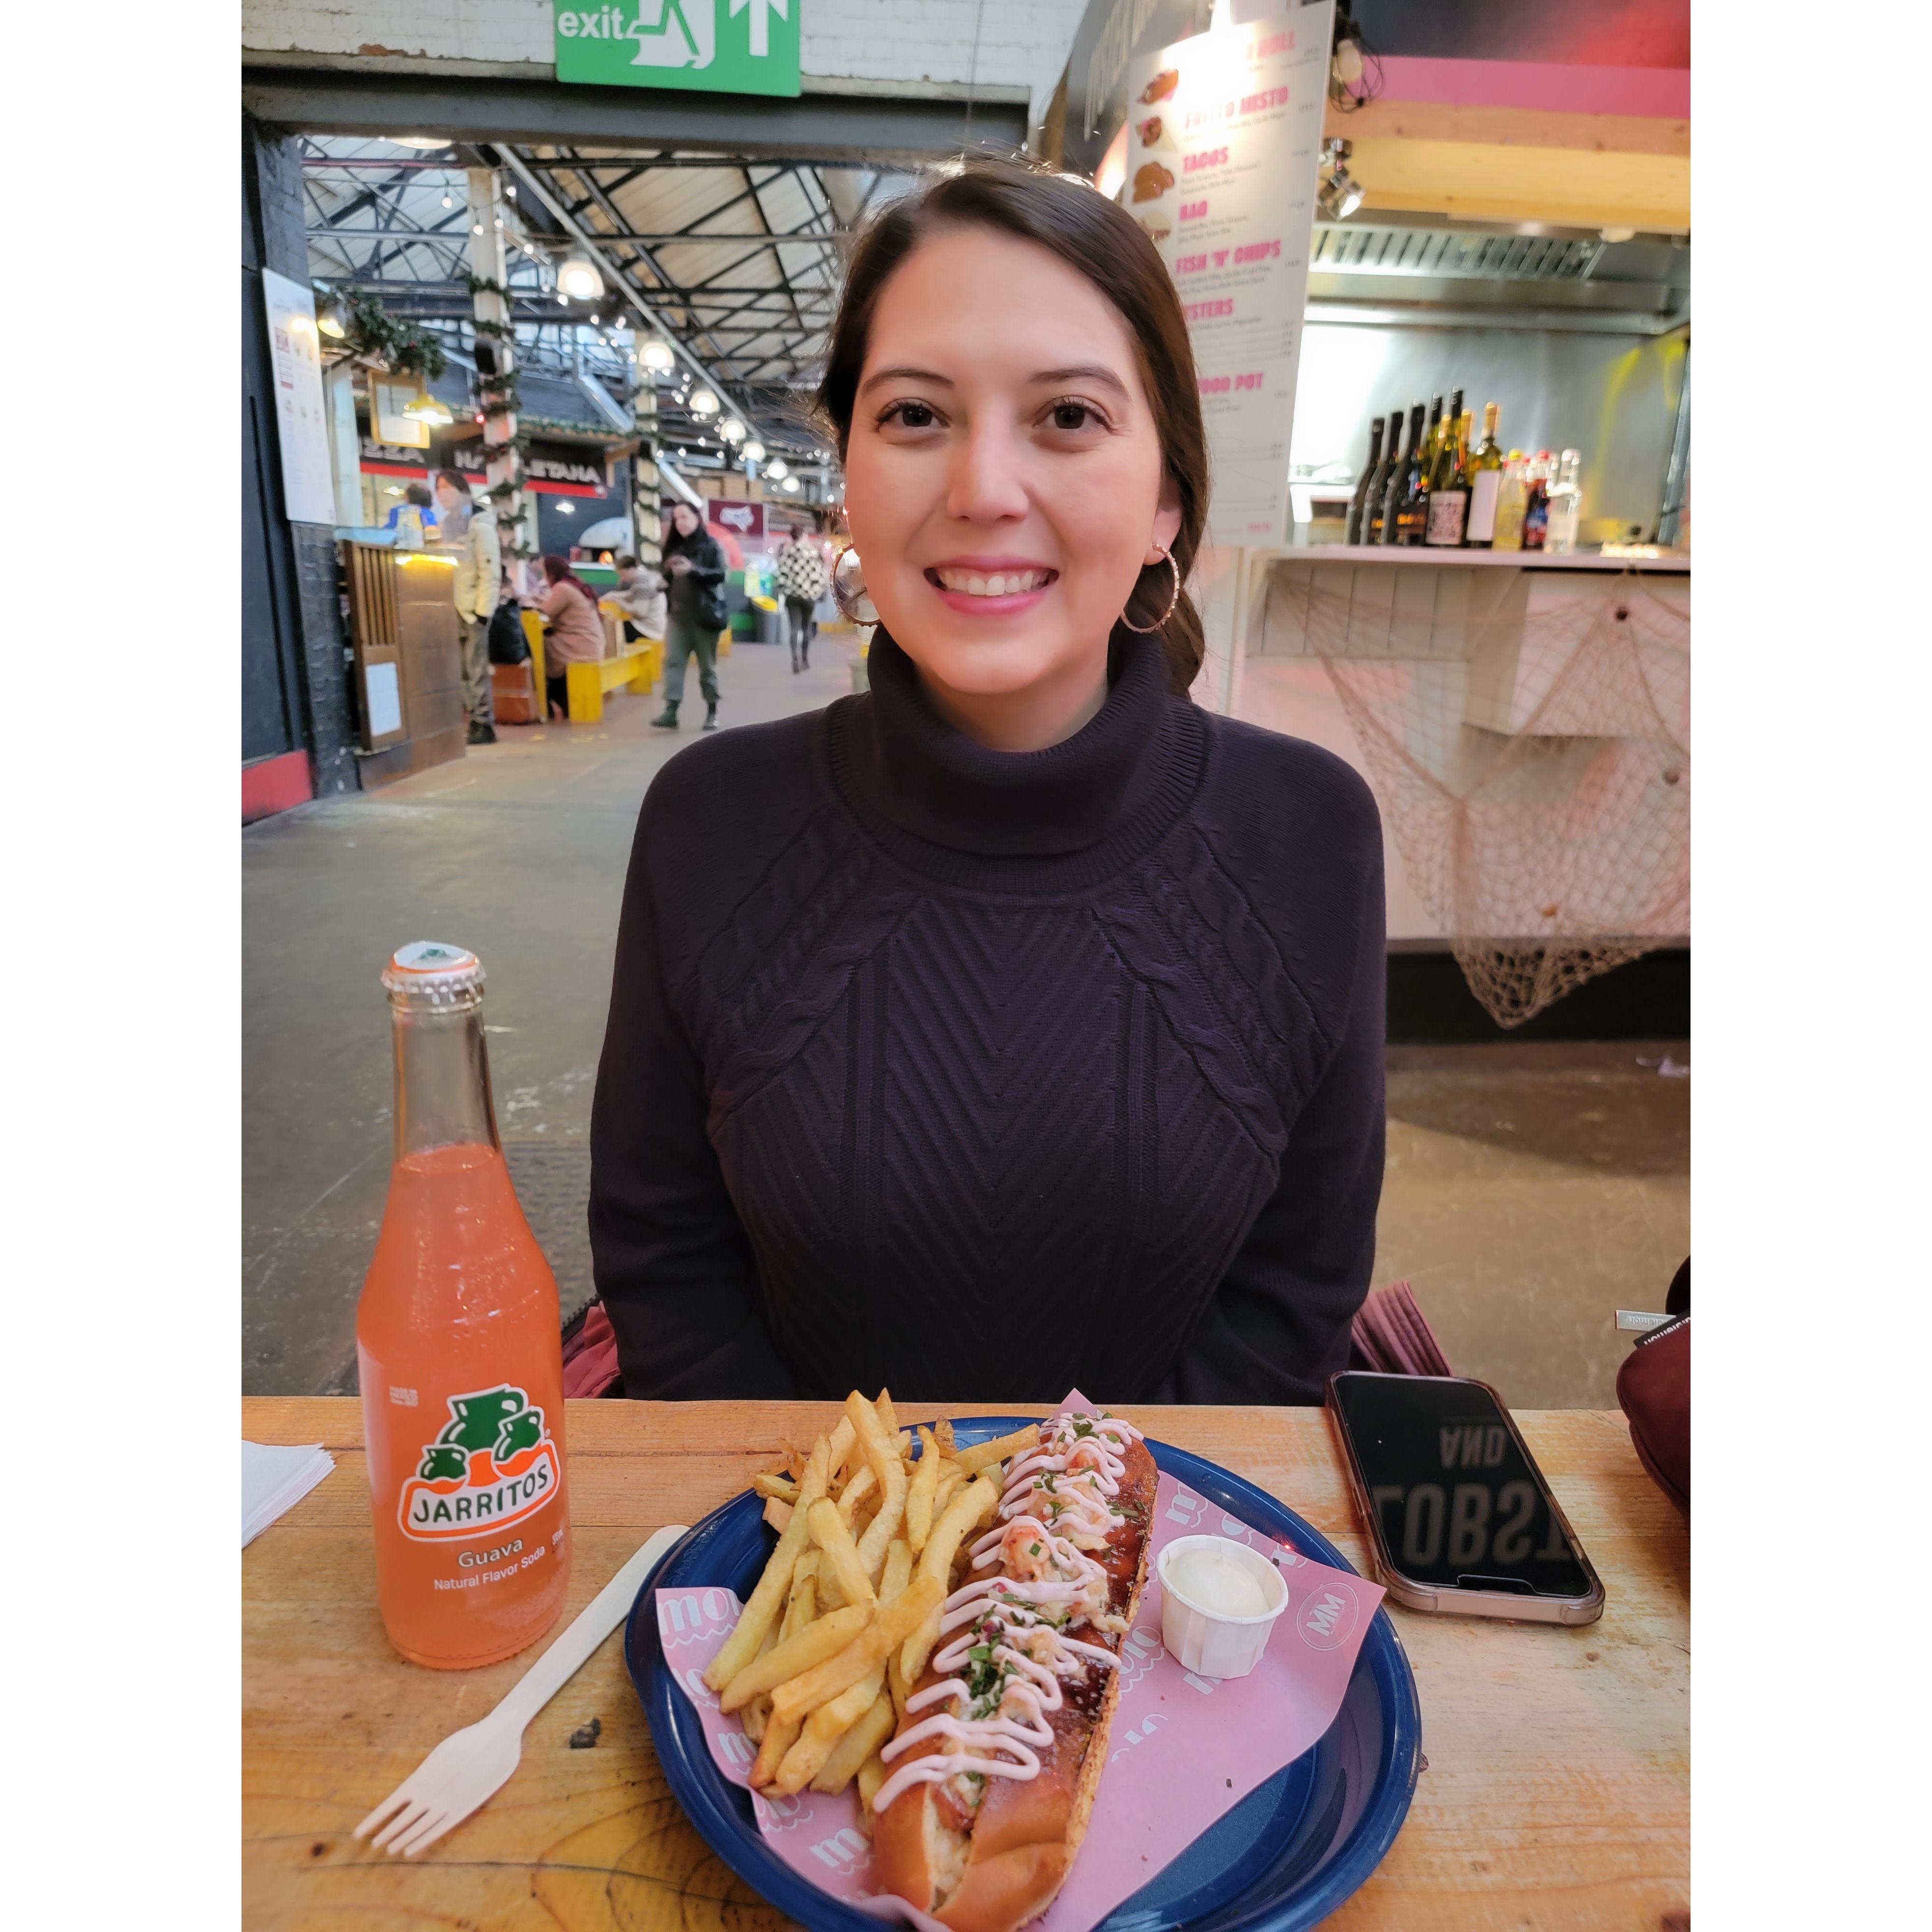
left=590, top=624, right=1386, bottom=1405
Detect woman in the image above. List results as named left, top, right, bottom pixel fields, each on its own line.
left=536, top=554, right=604, bottom=721
left=590, top=158, right=1385, bottom=1405
left=611, top=551, right=668, bottom=645
left=653, top=502, right=727, bottom=732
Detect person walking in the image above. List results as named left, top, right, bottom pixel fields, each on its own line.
left=653, top=502, right=726, bottom=732
left=536, top=553, right=606, bottom=722
left=436, top=468, right=501, bottom=745
left=771, top=522, right=830, bottom=672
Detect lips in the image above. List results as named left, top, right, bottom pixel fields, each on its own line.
left=924, top=565, right=1057, bottom=598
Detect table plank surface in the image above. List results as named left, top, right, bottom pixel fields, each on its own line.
left=243, top=1399, right=1687, bottom=1930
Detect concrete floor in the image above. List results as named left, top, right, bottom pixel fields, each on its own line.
left=243, top=638, right=1687, bottom=1407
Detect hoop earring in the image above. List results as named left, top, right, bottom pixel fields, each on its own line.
left=1120, top=549, right=1181, bottom=634
left=831, top=561, right=874, bottom=624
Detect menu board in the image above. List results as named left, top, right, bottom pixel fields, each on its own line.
left=260, top=268, right=340, bottom=526
left=1126, top=4, right=1333, bottom=546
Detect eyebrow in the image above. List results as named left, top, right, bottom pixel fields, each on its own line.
left=857, top=363, right=1133, bottom=399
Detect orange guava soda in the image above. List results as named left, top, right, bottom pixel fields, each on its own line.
left=355, top=942, right=571, bottom=1669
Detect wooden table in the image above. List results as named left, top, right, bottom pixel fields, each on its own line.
left=243, top=1400, right=1687, bottom=1930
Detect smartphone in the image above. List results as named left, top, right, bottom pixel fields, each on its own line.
left=1327, top=1371, right=1605, bottom=1624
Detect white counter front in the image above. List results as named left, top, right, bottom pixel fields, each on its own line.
left=1196, top=545, right=1690, bottom=953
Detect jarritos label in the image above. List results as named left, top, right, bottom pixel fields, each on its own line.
left=398, top=1384, right=561, bottom=1542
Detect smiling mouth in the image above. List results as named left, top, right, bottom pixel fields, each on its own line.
left=925, top=567, right=1058, bottom=598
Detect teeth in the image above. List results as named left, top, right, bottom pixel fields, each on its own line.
left=938, top=569, right=1047, bottom=596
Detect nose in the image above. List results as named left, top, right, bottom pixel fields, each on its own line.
left=945, top=416, right=1030, bottom=526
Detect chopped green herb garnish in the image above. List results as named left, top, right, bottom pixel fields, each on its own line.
left=1029, top=1541, right=1042, bottom=1555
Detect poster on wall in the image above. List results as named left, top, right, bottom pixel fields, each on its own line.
left=1126, top=2, right=1333, bottom=546
left=260, top=269, right=339, bottom=525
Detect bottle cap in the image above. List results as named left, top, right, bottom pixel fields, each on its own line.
left=382, top=940, right=486, bottom=1003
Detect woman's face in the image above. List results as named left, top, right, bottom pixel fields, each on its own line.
left=841, top=225, right=1179, bottom=720
left=671, top=504, right=699, bottom=538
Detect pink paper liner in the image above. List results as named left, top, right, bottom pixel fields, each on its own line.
left=657, top=1405, right=1381, bottom=1932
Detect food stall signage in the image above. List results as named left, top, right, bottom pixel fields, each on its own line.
left=1127, top=6, right=1333, bottom=547
left=554, top=1, right=802, bottom=97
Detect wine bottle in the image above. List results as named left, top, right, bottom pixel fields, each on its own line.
left=1492, top=451, right=1528, bottom=551
left=1545, top=449, right=1582, bottom=554
left=1365, top=402, right=1406, bottom=543
left=1347, top=417, right=1385, bottom=546
left=1424, top=407, right=1471, bottom=547
left=1379, top=404, right=1423, bottom=545
left=1465, top=403, right=1504, bottom=547
left=1521, top=450, right=1552, bottom=551
left=1391, top=402, right=1433, bottom=546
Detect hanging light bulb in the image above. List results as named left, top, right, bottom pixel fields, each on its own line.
left=316, top=294, right=349, bottom=340
left=689, top=386, right=719, bottom=417
left=557, top=251, right=604, bottom=300
left=743, top=440, right=766, bottom=463
left=765, top=457, right=789, bottom=481
left=719, top=418, right=746, bottom=444
left=441, top=192, right=454, bottom=209
left=781, top=476, right=800, bottom=493
left=640, top=339, right=675, bottom=372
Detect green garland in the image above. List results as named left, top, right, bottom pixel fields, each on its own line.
left=335, top=289, right=448, bottom=380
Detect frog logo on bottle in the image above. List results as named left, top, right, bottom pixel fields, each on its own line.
left=398, top=1384, right=561, bottom=1541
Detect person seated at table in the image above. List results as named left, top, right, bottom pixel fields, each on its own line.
left=382, top=480, right=437, bottom=537
left=610, top=552, right=668, bottom=645
left=535, top=554, right=605, bottom=721
left=589, top=157, right=1385, bottom=1405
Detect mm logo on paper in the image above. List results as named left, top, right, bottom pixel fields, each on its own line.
left=555, top=1, right=802, bottom=97
left=398, top=1384, right=561, bottom=1540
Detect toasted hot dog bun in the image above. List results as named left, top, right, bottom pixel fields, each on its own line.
left=870, top=1429, right=1156, bottom=1932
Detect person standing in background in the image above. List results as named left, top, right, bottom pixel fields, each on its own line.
left=772, top=522, right=830, bottom=673
left=653, top=502, right=726, bottom=732
left=436, top=468, right=501, bottom=745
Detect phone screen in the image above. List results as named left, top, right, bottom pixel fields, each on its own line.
left=1331, top=1374, right=1594, bottom=1599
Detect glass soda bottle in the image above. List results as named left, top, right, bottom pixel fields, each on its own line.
left=356, top=942, right=571, bottom=1669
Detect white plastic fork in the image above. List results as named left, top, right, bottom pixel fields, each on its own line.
left=355, top=1521, right=689, bottom=1858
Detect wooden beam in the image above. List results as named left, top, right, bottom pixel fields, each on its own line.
left=1348, top=137, right=1690, bottom=232
left=1327, top=97, right=1689, bottom=159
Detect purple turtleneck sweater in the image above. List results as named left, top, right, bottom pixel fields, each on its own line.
left=589, top=625, right=1385, bottom=1406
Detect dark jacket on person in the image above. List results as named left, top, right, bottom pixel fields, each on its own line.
left=589, top=623, right=1387, bottom=1406
left=663, top=521, right=725, bottom=624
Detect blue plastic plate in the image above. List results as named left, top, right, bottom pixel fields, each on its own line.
left=625, top=1417, right=1420, bottom=1932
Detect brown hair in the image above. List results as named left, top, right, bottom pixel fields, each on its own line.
left=813, top=156, right=1208, bottom=694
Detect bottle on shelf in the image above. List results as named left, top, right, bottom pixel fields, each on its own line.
left=1385, top=402, right=1431, bottom=545
left=1365, top=401, right=1406, bottom=543
left=1424, top=405, right=1471, bottom=547
left=1520, top=451, right=1553, bottom=552
left=1545, top=449, right=1582, bottom=554
left=1465, top=403, right=1505, bottom=547
left=357, top=941, right=571, bottom=1671
left=1492, top=451, right=1529, bottom=551
left=1346, top=417, right=1385, bottom=546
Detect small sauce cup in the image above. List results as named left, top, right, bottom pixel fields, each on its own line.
left=1156, top=1534, right=1290, bottom=1678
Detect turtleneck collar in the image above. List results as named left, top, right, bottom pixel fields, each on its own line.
left=828, top=623, right=1207, bottom=891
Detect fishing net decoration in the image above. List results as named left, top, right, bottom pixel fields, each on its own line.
left=1264, top=565, right=1688, bottom=1029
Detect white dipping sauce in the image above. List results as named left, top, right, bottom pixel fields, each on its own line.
left=1166, top=1543, right=1270, bottom=1618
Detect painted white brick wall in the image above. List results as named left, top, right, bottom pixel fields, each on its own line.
left=243, top=1, right=1089, bottom=125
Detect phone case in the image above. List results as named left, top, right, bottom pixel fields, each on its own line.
left=1325, top=1373, right=1606, bottom=1626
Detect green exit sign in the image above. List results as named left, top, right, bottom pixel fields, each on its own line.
left=555, top=1, right=802, bottom=97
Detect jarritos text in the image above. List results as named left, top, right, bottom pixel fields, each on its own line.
left=397, top=1384, right=561, bottom=1541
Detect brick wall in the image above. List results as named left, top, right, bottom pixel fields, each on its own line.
left=243, top=0, right=1090, bottom=128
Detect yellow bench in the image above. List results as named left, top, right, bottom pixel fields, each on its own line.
left=566, top=640, right=661, bottom=723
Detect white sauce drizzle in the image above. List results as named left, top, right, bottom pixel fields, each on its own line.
left=871, top=1412, right=1146, bottom=1816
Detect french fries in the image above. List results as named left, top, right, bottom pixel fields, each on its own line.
left=901, top=1474, right=1001, bottom=1688
left=718, top=1603, right=872, bottom=1712
left=808, top=1497, right=876, bottom=1609
left=849, top=1390, right=909, bottom=1582
left=704, top=1435, right=832, bottom=1692
left=905, top=1425, right=942, bottom=1554
left=724, top=1392, right=1028, bottom=1795
left=956, top=1422, right=1039, bottom=1476
left=770, top=1575, right=942, bottom=1726
left=813, top=1687, right=897, bottom=1795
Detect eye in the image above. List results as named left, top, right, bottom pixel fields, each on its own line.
left=1041, top=398, right=1112, bottom=435
left=879, top=398, right=941, bottom=430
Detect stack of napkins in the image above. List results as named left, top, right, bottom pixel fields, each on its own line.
left=243, top=1440, right=336, bottom=1547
